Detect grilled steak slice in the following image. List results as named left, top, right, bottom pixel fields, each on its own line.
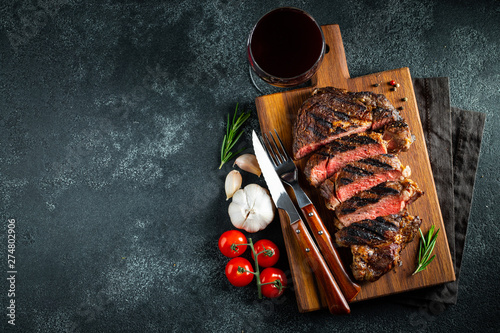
left=332, top=154, right=410, bottom=202
left=349, top=213, right=422, bottom=281
left=293, top=87, right=411, bottom=159
left=335, top=212, right=419, bottom=247
left=319, top=154, right=408, bottom=209
left=304, top=132, right=387, bottom=187
left=335, top=215, right=400, bottom=247
left=293, top=87, right=373, bottom=160
left=335, top=179, right=423, bottom=227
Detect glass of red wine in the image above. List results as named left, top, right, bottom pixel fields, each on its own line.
left=247, top=7, right=325, bottom=89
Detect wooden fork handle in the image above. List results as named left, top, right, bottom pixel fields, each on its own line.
left=301, top=203, right=361, bottom=302
left=290, top=219, right=350, bottom=314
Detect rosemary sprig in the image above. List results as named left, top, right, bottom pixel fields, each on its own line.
left=412, top=225, right=440, bottom=275
left=219, top=103, right=251, bottom=169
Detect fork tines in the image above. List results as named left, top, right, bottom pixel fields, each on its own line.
left=262, top=130, right=291, bottom=166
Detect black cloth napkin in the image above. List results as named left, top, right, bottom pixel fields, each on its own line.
left=395, top=77, right=486, bottom=312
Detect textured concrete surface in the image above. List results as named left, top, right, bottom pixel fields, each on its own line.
left=0, top=0, right=499, bottom=332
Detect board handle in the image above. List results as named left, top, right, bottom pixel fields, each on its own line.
left=312, top=25, right=350, bottom=88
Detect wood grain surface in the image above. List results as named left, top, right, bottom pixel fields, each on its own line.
left=255, top=25, right=456, bottom=313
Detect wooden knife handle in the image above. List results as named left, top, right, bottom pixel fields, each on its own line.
left=290, top=219, right=350, bottom=314
left=301, top=203, right=361, bottom=302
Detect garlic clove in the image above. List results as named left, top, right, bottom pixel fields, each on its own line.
left=225, top=170, right=242, bottom=200
left=228, top=184, right=275, bottom=233
left=233, top=154, right=262, bottom=177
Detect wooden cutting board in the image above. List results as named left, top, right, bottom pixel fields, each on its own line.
left=255, top=25, right=456, bottom=312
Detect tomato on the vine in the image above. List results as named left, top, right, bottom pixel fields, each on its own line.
left=260, top=267, right=287, bottom=298
left=253, top=239, right=280, bottom=267
left=225, top=257, right=254, bottom=287
left=218, top=230, right=247, bottom=258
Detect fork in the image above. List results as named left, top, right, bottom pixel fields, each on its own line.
left=263, top=130, right=361, bottom=302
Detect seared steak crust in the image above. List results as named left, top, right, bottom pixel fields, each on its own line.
left=352, top=91, right=402, bottom=130
left=383, top=120, right=414, bottom=153
left=335, top=215, right=400, bottom=247
left=351, top=243, right=400, bottom=282
left=348, top=213, right=422, bottom=281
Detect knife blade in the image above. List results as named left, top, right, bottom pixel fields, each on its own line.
left=252, top=130, right=350, bottom=315
left=252, top=131, right=301, bottom=223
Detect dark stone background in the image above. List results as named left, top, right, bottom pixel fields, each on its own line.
left=0, top=0, right=498, bottom=332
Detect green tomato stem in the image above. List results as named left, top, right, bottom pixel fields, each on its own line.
left=260, top=279, right=285, bottom=294
left=238, top=266, right=257, bottom=275
left=247, top=238, right=263, bottom=299
left=235, top=239, right=279, bottom=299
left=259, top=280, right=278, bottom=286
left=231, top=242, right=252, bottom=254
left=256, top=248, right=274, bottom=257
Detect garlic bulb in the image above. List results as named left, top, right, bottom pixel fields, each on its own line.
left=225, top=170, right=242, bottom=200
left=228, top=184, right=275, bottom=233
left=233, top=154, right=262, bottom=177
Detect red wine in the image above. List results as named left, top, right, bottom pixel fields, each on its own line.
left=249, top=8, right=324, bottom=79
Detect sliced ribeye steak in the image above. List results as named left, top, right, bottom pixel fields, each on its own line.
left=304, top=132, right=387, bottom=187
left=293, top=87, right=372, bottom=160
left=292, top=87, right=412, bottom=160
left=335, top=179, right=423, bottom=227
left=335, top=212, right=420, bottom=247
left=320, top=154, right=411, bottom=209
left=348, top=212, right=422, bottom=281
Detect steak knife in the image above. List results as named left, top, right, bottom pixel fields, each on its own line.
left=253, top=131, right=350, bottom=315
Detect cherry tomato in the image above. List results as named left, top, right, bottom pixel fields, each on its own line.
left=218, top=230, right=247, bottom=258
left=260, top=267, right=287, bottom=298
left=253, top=239, right=280, bottom=267
left=225, top=257, right=254, bottom=287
